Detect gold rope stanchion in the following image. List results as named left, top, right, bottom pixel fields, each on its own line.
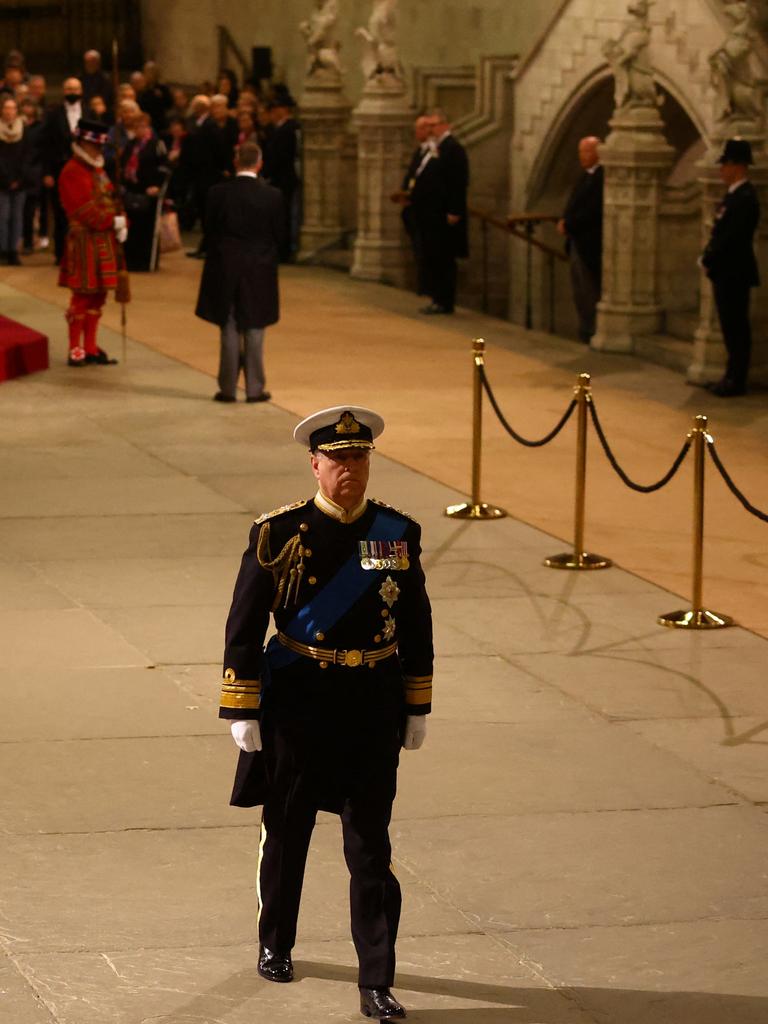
left=444, top=338, right=507, bottom=520
left=544, top=372, right=611, bottom=570
left=658, top=414, right=733, bottom=629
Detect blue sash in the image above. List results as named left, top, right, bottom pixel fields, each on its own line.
left=267, top=508, right=407, bottom=670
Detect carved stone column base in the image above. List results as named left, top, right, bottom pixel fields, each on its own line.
left=351, top=83, right=412, bottom=287
left=595, top=106, right=675, bottom=354
left=592, top=302, right=664, bottom=352
left=298, top=79, right=351, bottom=261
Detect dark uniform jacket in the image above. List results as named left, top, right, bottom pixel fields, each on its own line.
left=408, top=134, right=469, bottom=258
left=701, top=180, right=760, bottom=287
left=563, top=165, right=604, bottom=279
left=219, top=495, right=434, bottom=811
left=195, top=175, right=283, bottom=329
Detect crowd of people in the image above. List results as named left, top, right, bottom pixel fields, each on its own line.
left=0, top=47, right=301, bottom=270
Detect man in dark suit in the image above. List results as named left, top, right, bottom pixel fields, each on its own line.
left=81, top=50, right=114, bottom=117
left=411, top=108, right=469, bottom=315
left=400, top=113, right=433, bottom=296
left=263, top=94, right=300, bottom=263
left=41, top=77, right=83, bottom=263
left=557, top=136, right=604, bottom=344
left=195, top=141, right=283, bottom=403
left=701, top=138, right=760, bottom=397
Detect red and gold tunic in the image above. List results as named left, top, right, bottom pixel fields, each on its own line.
left=57, top=155, right=120, bottom=293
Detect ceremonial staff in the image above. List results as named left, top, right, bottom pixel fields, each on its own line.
left=111, top=38, right=131, bottom=364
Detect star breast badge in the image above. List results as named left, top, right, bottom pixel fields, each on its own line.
left=379, top=576, right=400, bottom=608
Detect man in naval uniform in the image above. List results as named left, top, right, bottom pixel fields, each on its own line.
left=219, top=406, right=433, bottom=1021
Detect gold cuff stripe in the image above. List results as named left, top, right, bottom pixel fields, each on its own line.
left=222, top=685, right=261, bottom=696
left=405, top=674, right=433, bottom=683
left=220, top=692, right=262, bottom=710
left=405, top=688, right=432, bottom=705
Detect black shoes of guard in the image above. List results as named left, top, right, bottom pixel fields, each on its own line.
left=257, top=945, right=294, bottom=983
left=359, top=987, right=407, bottom=1019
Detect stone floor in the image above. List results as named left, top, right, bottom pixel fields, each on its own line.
left=1, top=259, right=767, bottom=1023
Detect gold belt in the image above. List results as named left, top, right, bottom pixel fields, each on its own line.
left=277, top=631, right=397, bottom=668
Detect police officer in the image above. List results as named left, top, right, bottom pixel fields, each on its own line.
left=701, top=138, right=760, bottom=397
left=219, top=406, right=433, bottom=1020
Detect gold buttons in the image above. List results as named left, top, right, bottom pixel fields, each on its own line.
left=374, top=634, right=382, bottom=643
left=319, top=660, right=329, bottom=669
left=308, top=576, right=317, bottom=585
left=299, top=523, right=309, bottom=532
left=368, top=662, right=375, bottom=669
left=381, top=609, right=389, bottom=617
left=304, top=548, right=312, bottom=557
left=315, top=631, right=325, bottom=641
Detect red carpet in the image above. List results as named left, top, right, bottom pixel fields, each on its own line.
left=0, top=315, right=49, bottom=382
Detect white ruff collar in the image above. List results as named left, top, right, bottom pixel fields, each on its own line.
left=72, top=143, right=105, bottom=169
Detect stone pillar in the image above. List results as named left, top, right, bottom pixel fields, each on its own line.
left=298, top=80, right=352, bottom=260
left=592, top=106, right=675, bottom=352
left=350, top=84, right=412, bottom=286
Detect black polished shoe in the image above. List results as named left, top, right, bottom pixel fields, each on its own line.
left=710, top=381, right=746, bottom=397
left=359, top=987, right=407, bottom=1019
left=212, top=391, right=237, bottom=403
left=246, top=391, right=271, bottom=403
left=85, top=348, right=118, bottom=365
left=257, top=945, right=293, bottom=983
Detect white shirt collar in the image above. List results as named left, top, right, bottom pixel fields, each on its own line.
left=436, top=129, right=451, bottom=145
left=728, top=178, right=748, bottom=194
left=313, top=489, right=368, bottom=524
left=65, top=101, right=81, bottom=132
left=237, top=171, right=258, bottom=178
left=586, top=163, right=600, bottom=174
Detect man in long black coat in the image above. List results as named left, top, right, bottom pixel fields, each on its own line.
left=41, top=77, right=83, bottom=263
left=701, top=138, right=760, bottom=397
left=195, top=141, right=283, bottom=403
left=557, top=136, right=604, bottom=344
left=411, top=109, right=469, bottom=315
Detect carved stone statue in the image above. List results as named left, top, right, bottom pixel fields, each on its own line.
left=603, top=0, right=662, bottom=111
left=709, top=1, right=763, bottom=125
left=355, top=0, right=403, bottom=87
left=299, top=0, right=342, bottom=82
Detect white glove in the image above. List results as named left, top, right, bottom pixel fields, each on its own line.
left=230, top=720, right=262, bottom=752
left=113, top=215, right=128, bottom=244
left=403, top=715, right=427, bottom=751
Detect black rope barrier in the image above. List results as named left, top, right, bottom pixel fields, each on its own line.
left=479, top=367, right=577, bottom=447
left=707, top=440, right=768, bottom=523
left=588, top=399, right=692, bottom=493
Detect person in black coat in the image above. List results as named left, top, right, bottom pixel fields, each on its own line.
left=411, top=109, right=469, bottom=314
left=121, top=113, right=169, bottom=272
left=400, top=113, right=433, bottom=296
left=0, top=95, right=31, bottom=264
left=81, top=50, right=114, bottom=117
left=700, top=138, right=760, bottom=397
left=262, top=96, right=300, bottom=263
left=41, top=77, right=83, bottom=262
left=186, top=95, right=237, bottom=258
left=557, top=136, right=604, bottom=344
left=195, top=141, right=283, bottom=402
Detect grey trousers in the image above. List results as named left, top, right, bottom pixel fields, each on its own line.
left=218, top=311, right=266, bottom=399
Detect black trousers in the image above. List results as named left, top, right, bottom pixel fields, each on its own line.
left=422, top=228, right=457, bottom=311
left=712, top=278, right=753, bottom=390
left=50, top=183, right=69, bottom=263
left=257, top=716, right=401, bottom=987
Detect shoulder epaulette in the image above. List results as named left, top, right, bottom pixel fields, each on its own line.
left=370, top=497, right=418, bottom=523
left=254, top=499, right=310, bottom=526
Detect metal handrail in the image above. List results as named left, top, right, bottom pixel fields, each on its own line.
left=468, top=206, right=566, bottom=329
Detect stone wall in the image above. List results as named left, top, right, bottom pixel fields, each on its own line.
left=140, top=0, right=559, bottom=98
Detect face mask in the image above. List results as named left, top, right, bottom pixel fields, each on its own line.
left=64, top=93, right=81, bottom=105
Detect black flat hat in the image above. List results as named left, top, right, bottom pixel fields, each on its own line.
left=717, top=138, right=753, bottom=165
